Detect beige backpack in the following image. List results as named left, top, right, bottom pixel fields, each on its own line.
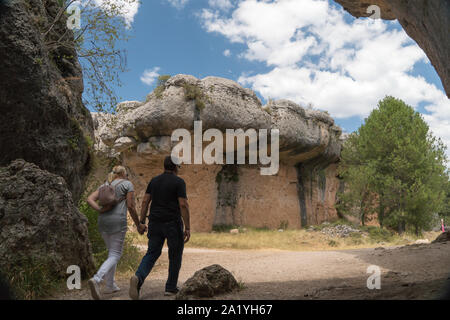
left=98, top=180, right=127, bottom=208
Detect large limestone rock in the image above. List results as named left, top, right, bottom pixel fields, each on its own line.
left=176, top=264, right=239, bottom=300
left=94, top=74, right=342, bottom=231
left=0, top=0, right=94, bottom=202
left=0, top=160, right=95, bottom=278
left=334, top=0, right=450, bottom=97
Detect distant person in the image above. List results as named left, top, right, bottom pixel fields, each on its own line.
left=86, top=166, right=146, bottom=300
left=129, top=156, right=190, bottom=300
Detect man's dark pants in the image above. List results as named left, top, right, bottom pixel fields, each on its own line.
left=135, top=219, right=184, bottom=291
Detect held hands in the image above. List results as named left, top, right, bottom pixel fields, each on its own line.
left=137, top=223, right=147, bottom=235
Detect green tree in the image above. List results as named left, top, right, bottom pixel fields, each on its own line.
left=338, top=96, right=448, bottom=235
left=43, top=0, right=139, bottom=113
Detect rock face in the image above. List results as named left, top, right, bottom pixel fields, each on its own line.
left=0, top=0, right=94, bottom=202
left=0, top=160, right=95, bottom=277
left=334, top=0, right=450, bottom=97
left=94, top=74, right=342, bottom=231
left=176, top=264, right=238, bottom=299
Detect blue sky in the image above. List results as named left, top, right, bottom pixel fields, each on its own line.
left=84, top=0, right=449, bottom=151
left=116, top=1, right=277, bottom=103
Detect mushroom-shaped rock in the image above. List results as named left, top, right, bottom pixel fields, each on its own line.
left=93, top=74, right=343, bottom=231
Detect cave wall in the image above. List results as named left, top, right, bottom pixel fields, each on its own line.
left=117, top=150, right=340, bottom=232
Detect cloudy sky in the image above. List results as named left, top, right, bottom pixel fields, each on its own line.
left=87, top=0, right=449, bottom=155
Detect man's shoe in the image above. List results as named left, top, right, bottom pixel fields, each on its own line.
left=164, top=287, right=179, bottom=296
left=88, top=278, right=103, bottom=300
left=129, top=275, right=140, bottom=300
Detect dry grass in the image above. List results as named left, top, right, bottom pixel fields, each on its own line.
left=130, top=222, right=442, bottom=252
left=185, top=228, right=441, bottom=251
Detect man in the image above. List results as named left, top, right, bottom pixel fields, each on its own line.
left=129, top=156, right=190, bottom=300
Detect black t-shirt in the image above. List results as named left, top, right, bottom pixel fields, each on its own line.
left=146, top=172, right=187, bottom=222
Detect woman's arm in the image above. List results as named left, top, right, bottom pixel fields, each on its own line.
left=87, top=190, right=112, bottom=213
left=87, top=190, right=102, bottom=212
left=127, top=191, right=147, bottom=234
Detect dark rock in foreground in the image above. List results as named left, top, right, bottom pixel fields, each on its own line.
left=0, top=0, right=94, bottom=202
left=176, top=264, right=239, bottom=300
left=0, top=160, right=95, bottom=280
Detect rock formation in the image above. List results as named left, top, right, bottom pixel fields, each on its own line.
left=175, top=264, right=238, bottom=299
left=0, top=160, right=95, bottom=278
left=334, top=0, right=450, bottom=97
left=0, top=0, right=94, bottom=202
left=94, top=74, right=342, bottom=231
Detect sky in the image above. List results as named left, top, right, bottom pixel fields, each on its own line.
left=84, top=0, right=450, bottom=155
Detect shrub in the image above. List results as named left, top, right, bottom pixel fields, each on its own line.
left=1, top=256, right=62, bottom=299
left=147, top=75, right=171, bottom=100
left=328, top=240, right=338, bottom=247
left=79, top=201, right=106, bottom=255
left=182, top=82, right=210, bottom=112
left=361, top=225, right=394, bottom=243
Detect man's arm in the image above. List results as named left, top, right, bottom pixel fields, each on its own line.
left=178, top=197, right=190, bottom=243
left=140, top=193, right=152, bottom=224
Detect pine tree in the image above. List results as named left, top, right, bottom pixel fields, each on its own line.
left=338, top=96, right=448, bottom=234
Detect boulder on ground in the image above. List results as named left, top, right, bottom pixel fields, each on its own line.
left=176, top=264, right=239, bottom=299
left=0, top=160, right=95, bottom=278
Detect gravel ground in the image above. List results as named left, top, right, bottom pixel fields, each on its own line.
left=51, top=241, right=450, bottom=300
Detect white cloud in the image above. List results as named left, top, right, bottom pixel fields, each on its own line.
left=166, top=0, right=189, bottom=9
left=200, top=0, right=450, bottom=154
left=88, top=0, right=140, bottom=26
left=208, top=0, right=233, bottom=11
left=223, top=49, right=231, bottom=57
left=140, top=67, right=161, bottom=86
left=73, top=0, right=139, bottom=26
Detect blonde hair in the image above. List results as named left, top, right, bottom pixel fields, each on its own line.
left=107, top=165, right=127, bottom=184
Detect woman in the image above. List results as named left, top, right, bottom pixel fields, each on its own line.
left=86, top=165, right=146, bottom=300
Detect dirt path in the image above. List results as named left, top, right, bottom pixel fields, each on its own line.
left=53, top=241, right=450, bottom=300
